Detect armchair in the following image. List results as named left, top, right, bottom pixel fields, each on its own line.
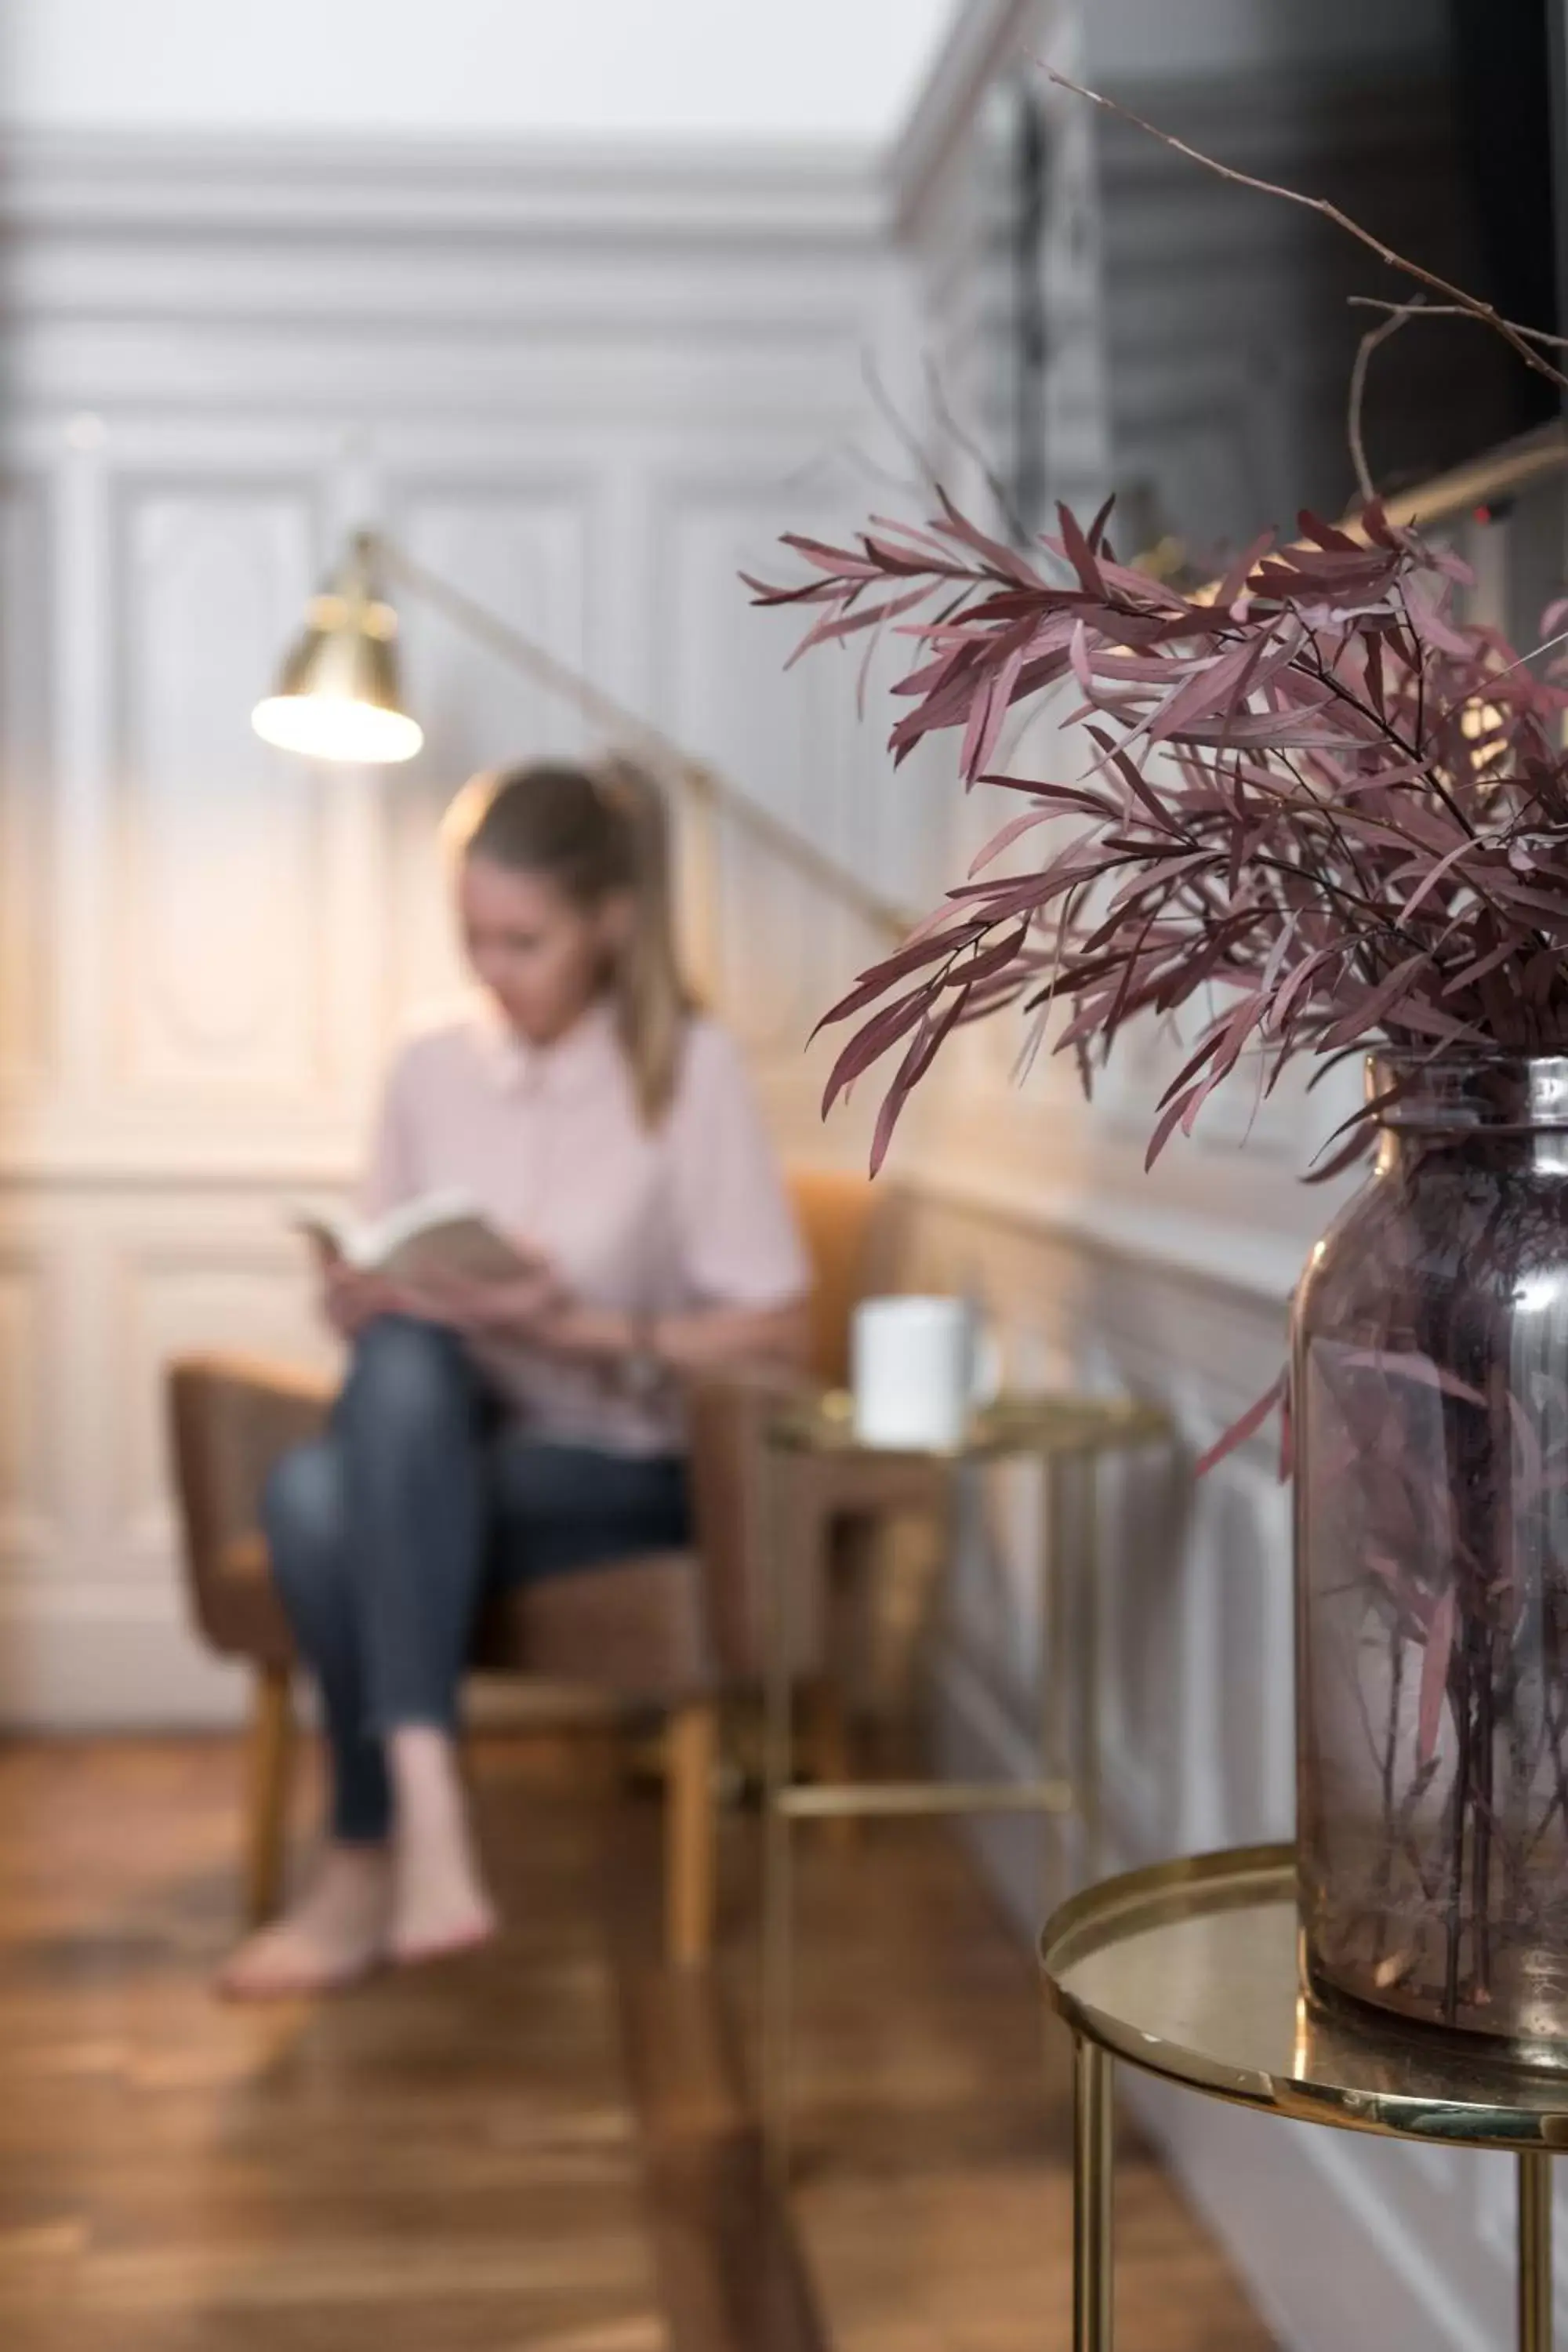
left=166, top=1167, right=894, bottom=1966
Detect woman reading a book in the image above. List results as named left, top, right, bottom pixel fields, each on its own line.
left=220, top=757, right=809, bottom=1997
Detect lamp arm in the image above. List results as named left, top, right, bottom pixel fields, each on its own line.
left=368, top=531, right=917, bottom=948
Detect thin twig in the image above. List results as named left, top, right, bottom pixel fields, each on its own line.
left=1048, top=70, right=1568, bottom=396
left=1348, top=297, right=1427, bottom=506
left=1348, top=296, right=1568, bottom=354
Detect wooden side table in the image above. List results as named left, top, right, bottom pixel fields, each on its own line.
left=1042, top=1844, right=1565, bottom=2350
left=760, top=1387, right=1170, bottom=2171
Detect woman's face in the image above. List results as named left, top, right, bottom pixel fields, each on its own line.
left=458, top=855, right=629, bottom=1045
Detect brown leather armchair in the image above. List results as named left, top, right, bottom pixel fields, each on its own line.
left=166, top=1167, right=890, bottom=1966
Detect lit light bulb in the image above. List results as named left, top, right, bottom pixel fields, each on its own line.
left=252, top=694, right=423, bottom=765
left=252, top=532, right=423, bottom=767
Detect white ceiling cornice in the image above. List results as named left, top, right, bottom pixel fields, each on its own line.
left=0, top=129, right=889, bottom=249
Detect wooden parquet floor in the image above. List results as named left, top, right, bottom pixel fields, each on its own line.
left=0, top=1732, right=1273, bottom=2352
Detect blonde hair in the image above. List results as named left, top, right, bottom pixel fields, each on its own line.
left=451, top=754, right=693, bottom=1125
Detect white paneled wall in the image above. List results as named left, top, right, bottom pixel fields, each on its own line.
left=0, top=133, right=913, bottom=1727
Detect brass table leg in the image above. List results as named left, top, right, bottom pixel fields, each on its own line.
left=1044, top=1447, right=1104, bottom=1893
left=1076, top=1455, right=1104, bottom=1886
left=760, top=1446, right=793, bottom=2183
left=1519, top=2150, right=1553, bottom=2352
left=1041, top=1451, right=1070, bottom=1918
left=1073, top=2034, right=1114, bottom=2351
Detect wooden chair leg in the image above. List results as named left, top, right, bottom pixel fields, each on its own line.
left=244, top=1664, right=295, bottom=1926
left=665, top=1698, right=718, bottom=1967
left=804, top=1676, right=856, bottom=1851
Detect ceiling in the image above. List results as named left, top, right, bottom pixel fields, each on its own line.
left=0, top=0, right=965, bottom=143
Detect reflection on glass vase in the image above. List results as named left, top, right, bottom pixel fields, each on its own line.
left=1295, top=1052, right=1568, bottom=2049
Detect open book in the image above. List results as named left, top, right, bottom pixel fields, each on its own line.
left=292, top=1189, right=542, bottom=1287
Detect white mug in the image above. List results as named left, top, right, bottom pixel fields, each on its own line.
left=851, top=1294, right=995, bottom=1450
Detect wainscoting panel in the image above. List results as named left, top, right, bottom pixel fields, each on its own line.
left=0, top=1243, right=65, bottom=1578
left=0, top=472, right=56, bottom=1094
left=111, top=479, right=330, bottom=1098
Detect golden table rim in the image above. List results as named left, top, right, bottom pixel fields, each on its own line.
left=1040, top=1843, right=1568, bottom=2152
left=765, top=1388, right=1171, bottom=1461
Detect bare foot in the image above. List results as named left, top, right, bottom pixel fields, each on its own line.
left=390, top=1856, right=498, bottom=1965
left=387, top=1725, right=499, bottom=1966
left=216, top=1844, right=392, bottom=2000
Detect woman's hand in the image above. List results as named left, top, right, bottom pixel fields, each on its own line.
left=529, top=1298, right=812, bottom=1375
left=398, top=1262, right=566, bottom=1339
left=528, top=1302, right=637, bottom=1363
left=321, top=1259, right=412, bottom=1341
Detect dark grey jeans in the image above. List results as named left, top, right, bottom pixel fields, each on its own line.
left=263, top=1315, right=690, bottom=1842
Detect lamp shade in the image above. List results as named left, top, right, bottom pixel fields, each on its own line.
left=252, top=532, right=423, bottom=764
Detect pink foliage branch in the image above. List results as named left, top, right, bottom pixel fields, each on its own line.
left=748, top=495, right=1568, bottom=1175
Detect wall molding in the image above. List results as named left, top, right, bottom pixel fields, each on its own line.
left=910, top=1137, right=1308, bottom=1314
left=0, top=128, right=885, bottom=245
left=0, top=1580, right=248, bottom=1730
left=885, top=0, right=1052, bottom=235
left=0, top=126, right=898, bottom=434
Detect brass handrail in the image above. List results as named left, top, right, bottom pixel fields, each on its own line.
left=1364, top=421, right=1567, bottom=538
left=1170, top=423, right=1568, bottom=596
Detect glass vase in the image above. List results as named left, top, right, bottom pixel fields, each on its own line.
left=1294, top=1052, right=1568, bottom=2049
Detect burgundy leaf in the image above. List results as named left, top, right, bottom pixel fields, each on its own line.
left=1194, top=1373, right=1287, bottom=1477
left=746, top=475, right=1568, bottom=1187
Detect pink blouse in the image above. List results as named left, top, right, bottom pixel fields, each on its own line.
left=362, top=998, right=808, bottom=1455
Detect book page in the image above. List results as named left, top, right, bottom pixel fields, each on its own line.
left=288, top=1192, right=539, bottom=1286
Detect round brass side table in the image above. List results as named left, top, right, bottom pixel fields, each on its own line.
left=761, top=1387, right=1170, bottom=2172
left=1042, top=1843, right=1563, bottom=2351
